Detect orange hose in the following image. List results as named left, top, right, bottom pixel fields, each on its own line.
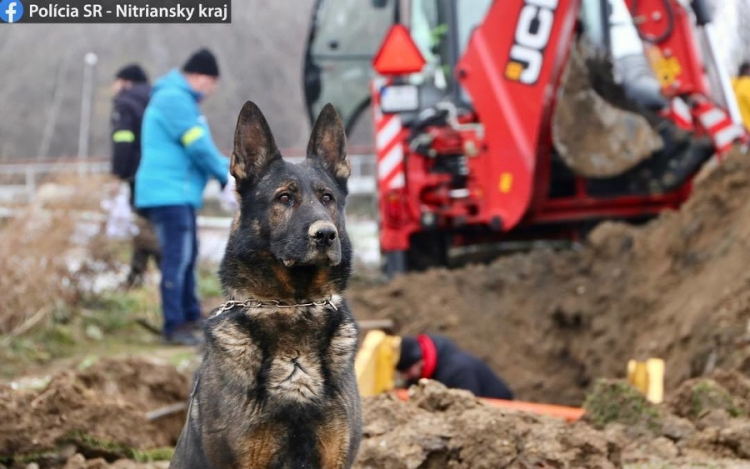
left=392, top=389, right=585, bottom=422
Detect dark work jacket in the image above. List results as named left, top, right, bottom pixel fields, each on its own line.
left=111, top=83, right=150, bottom=181
left=428, top=334, right=514, bottom=400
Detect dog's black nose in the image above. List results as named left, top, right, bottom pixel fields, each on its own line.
left=312, top=225, right=337, bottom=246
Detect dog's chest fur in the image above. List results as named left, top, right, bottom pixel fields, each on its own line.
left=183, top=297, right=361, bottom=469
left=208, top=297, right=358, bottom=407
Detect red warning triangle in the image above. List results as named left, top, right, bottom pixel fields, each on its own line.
left=372, top=24, right=426, bottom=76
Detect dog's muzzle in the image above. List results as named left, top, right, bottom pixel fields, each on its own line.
left=281, top=221, right=342, bottom=267
left=306, top=221, right=341, bottom=266
left=309, top=221, right=337, bottom=248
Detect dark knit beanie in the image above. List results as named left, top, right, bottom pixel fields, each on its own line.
left=115, top=64, right=149, bottom=83
left=396, top=336, right=423, bottom=371
left=182, top=48, right=220, bottom=77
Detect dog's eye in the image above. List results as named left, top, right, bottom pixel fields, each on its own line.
left=321, top=194, right=333, bottom=205
left=278, top=194, right=292, bottom=205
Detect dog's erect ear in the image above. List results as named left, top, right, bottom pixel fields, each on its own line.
left=306, top=104, right=350, bottom=187
left=231, top=101, right=281, bottom=186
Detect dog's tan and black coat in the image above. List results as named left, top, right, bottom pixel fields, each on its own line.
left=170, top=102, right=361, bottom=469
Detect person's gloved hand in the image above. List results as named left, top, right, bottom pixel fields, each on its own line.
left=219, top=174, right=239, bottom=213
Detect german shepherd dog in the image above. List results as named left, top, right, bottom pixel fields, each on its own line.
left=169, top=102, right=361, bottom=468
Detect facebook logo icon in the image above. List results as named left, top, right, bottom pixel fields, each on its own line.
left=0, top=0, right=24, bottom=23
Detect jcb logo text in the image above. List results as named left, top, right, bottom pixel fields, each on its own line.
left=506, top=0, right=559, bottom=84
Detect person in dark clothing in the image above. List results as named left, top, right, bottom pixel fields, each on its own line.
left=110, top=64, right=160, bottom=288
left=112, top=64, right=150, bottom=195
left=396, top=334, right=514, bottom=400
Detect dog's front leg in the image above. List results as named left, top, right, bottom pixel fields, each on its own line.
left=317, top=413, right=354, bottom=469
left=171, top=311, right=267, bottom=469
left=320, top=314, right=362, bottom=469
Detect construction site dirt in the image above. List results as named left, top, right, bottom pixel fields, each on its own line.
left=0, top=358, right=188, bottom=466
left=349, top=148, right=750, bottom=408
left=3, top=365, right=750, bottom=468
left=3, top=148, right=750, bottom=467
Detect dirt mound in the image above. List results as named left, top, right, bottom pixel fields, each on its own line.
left=356, top=376, right=750, bottom=469
left=13, top=374, right=750, bottom=469
left=0, top=357, right=188, bottom=466
left=348, top=148, right=750, bottom=406
left=356, top=380, right=621, bottom=469
left=668, top=376, right=746, bottom=423
left=583, top=371, right=750, bottom=465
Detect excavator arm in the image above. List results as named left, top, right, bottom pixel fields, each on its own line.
left=455, top=0, right=580, bottom=229
left=626, top=0, right=746, bottom=154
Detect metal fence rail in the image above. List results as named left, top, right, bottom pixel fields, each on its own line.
left=0, top=152, right=376, bottom=203
left=0, top=158, right=111, bottom=202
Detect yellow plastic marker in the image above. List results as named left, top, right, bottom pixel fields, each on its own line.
left=355, top=331, right=400, bottom=397
left=627, top=358, right=665, bottom=404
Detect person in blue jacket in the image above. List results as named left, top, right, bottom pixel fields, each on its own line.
left=135, top=48, right=230, bottom=346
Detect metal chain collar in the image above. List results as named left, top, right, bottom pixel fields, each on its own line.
left=213, top=297, right=338, bottom=317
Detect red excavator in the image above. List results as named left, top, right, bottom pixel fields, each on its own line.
left=303, top=0, right=746, bottom=276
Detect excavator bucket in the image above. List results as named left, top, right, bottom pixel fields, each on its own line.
left=552, top=43, right=663, bottom=178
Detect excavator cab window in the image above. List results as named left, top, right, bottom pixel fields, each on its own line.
left=302, top=0, right=494, bottom=132
left=454, top=0, right=494, bottom=104
left=410, top=0, right=441, bottom=68
left=303, top=0, right=397, bottom=133
left=407, top=0, right=493, bottom=106
left=455, top=0, right=493, bottom=58
left=409, top=0, right=449, bottom=89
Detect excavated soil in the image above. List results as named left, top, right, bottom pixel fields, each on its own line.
left=356, top=380, right=622, bottom=469
left=0, top=358, right=189, bottom=467
left=6, top=370, right=750, bottom=468
left=5, top=150, right=750, bottom=467
left=348, top=148, right=750, bottom=406
left=355, top=376, right=750, bottom=469
left=601, top=369, right=750, bottom=466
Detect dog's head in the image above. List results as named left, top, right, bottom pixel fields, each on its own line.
left=219, top=102, right=352, bottom=300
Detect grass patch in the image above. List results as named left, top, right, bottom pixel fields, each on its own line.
left=625, top=464, right=722, bottom=469
left=197, top=265, right=223, bottom=299
left=62, top=431, right=173, bottom=462
left=690, top=380, right=742, bottom=418
left=0, top=450, right=63, bottom=466
left=79, top=288, right=161, bottom=333
left=0, top=177, right=223, bottom=381
left=63, top=431, right=135, bottom=460
left=584, top=379, right=662, bottom=430
left=133, top=446, right=175, bottom=462
left=0, top=432, right=174, bottom=466
left=0, top=289, right=163, bottom=379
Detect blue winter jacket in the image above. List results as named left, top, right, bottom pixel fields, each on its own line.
left=135, top=69, right=229, bottom=209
